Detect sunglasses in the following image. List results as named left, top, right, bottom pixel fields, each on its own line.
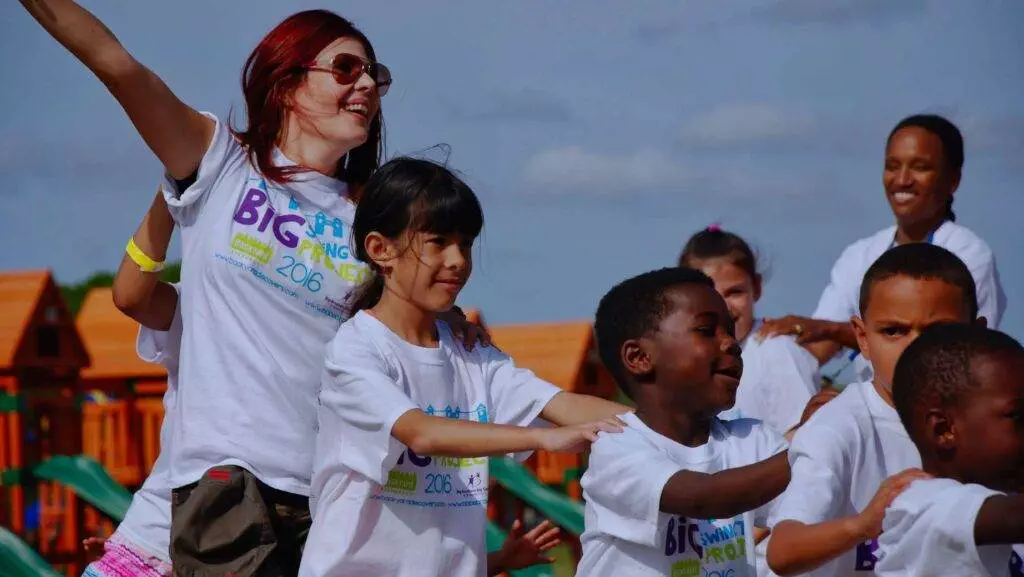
left=306, top=53, right=392, bottom=96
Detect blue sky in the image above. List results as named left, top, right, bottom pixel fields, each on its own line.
left=1, top=1, right=1021, bottom=338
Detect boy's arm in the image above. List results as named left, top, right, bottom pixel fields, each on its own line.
left=660, top=451, right=790, bottom=520
left=975, top=494, right=1024, bottom=546
left=539, top=391, right=631, bottom=426
left=767, top=468, right=929, bottom=576
left=112, top=188, right=177, bottom=330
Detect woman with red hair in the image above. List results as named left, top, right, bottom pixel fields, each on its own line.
left=18, top=2, right=479, bottom=575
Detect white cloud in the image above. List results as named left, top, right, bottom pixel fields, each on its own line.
left=683, top=103, right=813, bottom=147
left=521, top=147, right=689, bottom=193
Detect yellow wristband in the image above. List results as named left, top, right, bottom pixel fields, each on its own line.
left=126, top=237, right=165, bottom=273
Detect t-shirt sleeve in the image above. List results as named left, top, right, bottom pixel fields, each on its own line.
left=952, top=236, right=1006, bottom=329
left=729, top=419, right=789, bottom=526
left=876, top=480, right=1003, bottom=577
left=482, top=346, right=562, bottom=428
left=812, top=244, right=859, bottom=323
left=135, top=283, right=182, bottom=370
left=319, top=335, right=419, bottom=486
left=161, top=112, right=246, bottom=226
left=768, top=421, right=846, bottom=528
left=757, top=338, right=821, bottom=433
left=581, top=426, right=681, bottom=548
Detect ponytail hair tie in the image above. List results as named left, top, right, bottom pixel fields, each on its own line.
left=706, top=223, right=722, bottom=233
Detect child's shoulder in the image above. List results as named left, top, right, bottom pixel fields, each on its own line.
left=716, top=417, right=787, bottom=458
left=805, top=382, right=872, bottom=426
left=587, top=414, right=662, bottom=461
left=326, top=313, right=396, bottom=367
left=789, top=382, right=875, bottom=450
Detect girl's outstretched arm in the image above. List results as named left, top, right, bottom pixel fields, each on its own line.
left=391, top=410, right=622, bottom=458
left=540, top=391, right=631, bottom=426
left=19, top=0, right=213, bottom=179
left=113, top=188, right=177, bottom=330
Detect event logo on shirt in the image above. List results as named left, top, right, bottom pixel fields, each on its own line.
left=372, top=400, right=491, bottom=509
left=665, top=515, right=747, bottom=576
left=219, top=179, right=368, bottom=320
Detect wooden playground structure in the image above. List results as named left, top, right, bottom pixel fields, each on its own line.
left=0, top=268, right=620, bottom=575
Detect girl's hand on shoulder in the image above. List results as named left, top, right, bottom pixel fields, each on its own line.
left=440, top=306, right=492, bottom=351
left=539, top=418, right=623, bottom=453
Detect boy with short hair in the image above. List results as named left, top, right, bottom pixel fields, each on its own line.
left=877, top=323, right=1024, bottom=576
left=576, top=267, right=792, bottom=577
left=767, top=243, right=982, bottom=576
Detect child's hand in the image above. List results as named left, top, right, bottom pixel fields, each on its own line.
left=440, top=307, right=492, bottom=351
left=82, top=536, right=106, bottom=563
left=855, top=468, right=931, bottom=538
left=493, top=519, right=561, bottom=572
left=538, top=418, right=622, bottom=453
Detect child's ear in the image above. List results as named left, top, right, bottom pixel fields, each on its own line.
left=622, top=339, right=653, bottom=379
left=926, top=408, right=956, bottom=454
left=364, top=232, right=396, bottom=268
left=752, top=273, right=763, bottom=303
left=851, top=316, right=870, bottom=362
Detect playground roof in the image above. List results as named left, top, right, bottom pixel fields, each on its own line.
left=489, top=320, right=594, bottom=391
left=77, top=288, right=167, bottom=380
left=0, top=270, right=50, bottom=370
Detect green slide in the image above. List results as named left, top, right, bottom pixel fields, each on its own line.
left=489, top=458, right=584, bottom=536
left=0, top=527, right=62, bottom=577
left=34, top=455, right=131, bottom=521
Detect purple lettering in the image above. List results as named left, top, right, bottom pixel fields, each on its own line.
left=689, top=522, right=703, bottom=559
left=854, top=539, right=878, bottom=571
left=257, top=204, right=275, bottom=232
left=407, top=448, right=432, bottom=467
left=233, top=188, right=267, bottom=225
left=274, top=214, right=305, bottom=248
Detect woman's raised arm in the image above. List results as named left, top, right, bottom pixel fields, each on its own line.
left=19, top=0, right=214, bottom=179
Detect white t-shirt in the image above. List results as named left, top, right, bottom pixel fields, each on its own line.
left=576, top=412, right=787, bottom=577
left=876, top=478, right=1013, bottom=577
left=113, top=287, right=182, bottom=563
left=812, top=221, right=1006, bottom=381
left=299, top=311, right=562, bottom=577
left=768, top=381, right=921, bottom=577
left=162, top=114, right=366, bottom=495
left=722, top=323, right=821, bottom=435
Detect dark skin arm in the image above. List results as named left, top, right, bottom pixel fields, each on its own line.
left=660, top=452, right=790, bottom=519
left=757, top=316, right=857, bottom=365
left=975, top=494, right=1024, bottom=546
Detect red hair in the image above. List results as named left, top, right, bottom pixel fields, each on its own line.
left=232, top=10, right=383, bottom=189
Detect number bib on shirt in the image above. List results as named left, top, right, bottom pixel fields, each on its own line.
left=373, top=403, right=491, bottom=510
left=663, top=515, right=749, bottom=577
